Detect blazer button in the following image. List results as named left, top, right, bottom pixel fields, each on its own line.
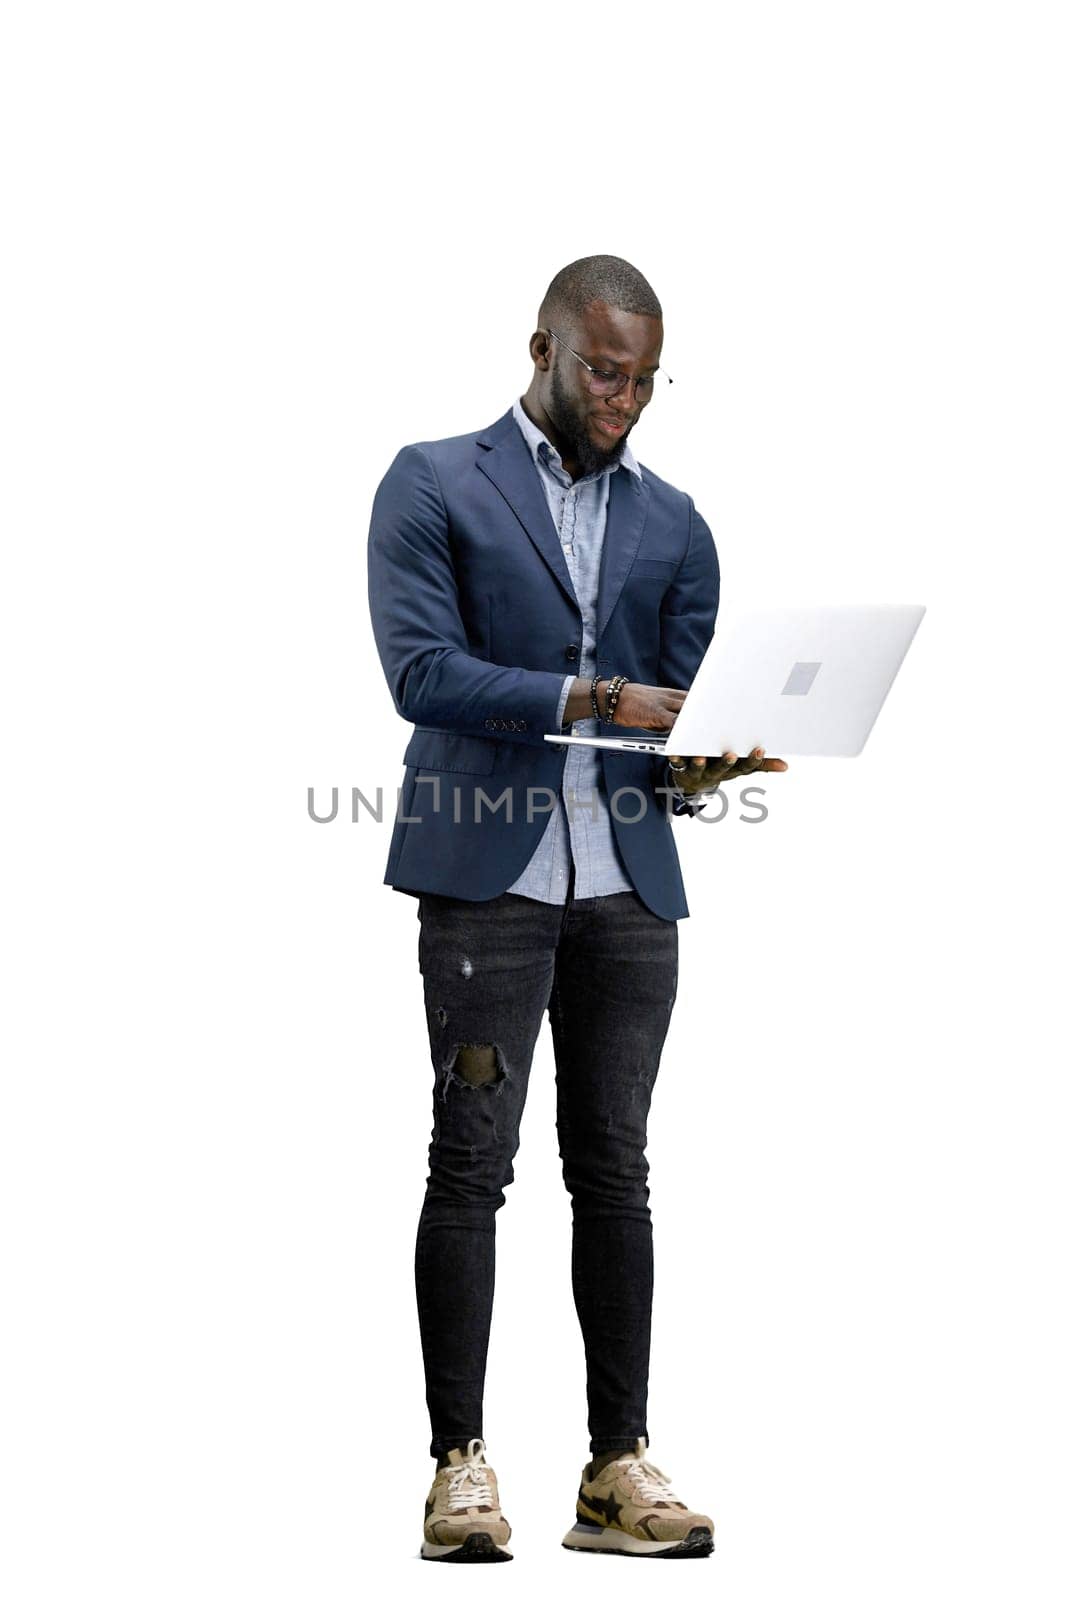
left=485, top=719, right=493, bottom=729
left=518, top=719, right=527, bottom=730
left=565, top=644, right=579, bottom=661
left=507, top=718, right=518, bottom=731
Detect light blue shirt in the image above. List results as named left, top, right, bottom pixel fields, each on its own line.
left=506, top=397, right=640, bottom=903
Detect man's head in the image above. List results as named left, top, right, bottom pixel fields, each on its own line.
left=527, top=255, right=664, bottom=479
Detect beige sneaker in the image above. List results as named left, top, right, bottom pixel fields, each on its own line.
left=562, top=1438, right=714, bottom=1558
left=421, top=1438, right=513, bottom=1562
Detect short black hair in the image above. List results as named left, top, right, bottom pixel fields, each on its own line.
left=538, top=255, right=662, bottom=334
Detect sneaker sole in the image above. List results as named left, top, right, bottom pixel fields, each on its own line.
left=562, top=1522, right=713, bottom=1558
left=421, top=1533, right=513, bottom=1562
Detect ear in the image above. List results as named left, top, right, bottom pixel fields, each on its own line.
left=529, top=328, right=552, bottom=370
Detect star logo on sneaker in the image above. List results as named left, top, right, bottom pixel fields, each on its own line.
left=579, top=1487, right=625, bottom=1527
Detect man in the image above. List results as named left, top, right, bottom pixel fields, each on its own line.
left=367, top=256, right=786, bottom=1562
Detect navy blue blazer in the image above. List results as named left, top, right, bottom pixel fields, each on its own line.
left=367, top=407, right=719, bottom=921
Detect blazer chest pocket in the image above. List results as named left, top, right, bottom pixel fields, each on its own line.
left=629, top=557, right=677, bottom=582
left=402, top=728, right=497, bottom=775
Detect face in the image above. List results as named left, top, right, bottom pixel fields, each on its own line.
left=541, top=300, right=663, bottom=478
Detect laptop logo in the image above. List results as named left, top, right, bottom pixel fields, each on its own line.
left=781, top=661, right=822, bottom=696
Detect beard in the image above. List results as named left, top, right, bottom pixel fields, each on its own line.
left=548, top=361, right=629, bottom=479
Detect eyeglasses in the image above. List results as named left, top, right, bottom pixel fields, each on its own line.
left=547, top=329, right=672, bottom=403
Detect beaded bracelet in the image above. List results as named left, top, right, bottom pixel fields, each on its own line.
left=589, top=674, right=602, bottom=721
left=604, top=674, right=629, bottom=724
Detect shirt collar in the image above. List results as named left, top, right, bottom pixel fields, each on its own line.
left=511, top=397, right=642, bottom=484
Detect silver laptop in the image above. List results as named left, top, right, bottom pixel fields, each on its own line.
left=544, top=604, right=925, bottom=759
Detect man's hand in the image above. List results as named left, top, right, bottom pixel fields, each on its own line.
left=613, top=682, right=687, bottom=730
left=564, top=679, right=686, bottom=729
left=667, top=748, right=788, bottom=797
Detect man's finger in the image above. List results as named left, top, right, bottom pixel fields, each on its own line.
left=742, top=747, right=789, bottom=774
left=674, top=753, right=732, bottom=777
left=678, top=752, right=735, bottom=791
left=732, top=745, right=767, bottom=776
left=719, top=755, right=790, bottom=781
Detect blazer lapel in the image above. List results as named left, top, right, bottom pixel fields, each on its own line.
left=475, top=412, right=580, bottom=612
left=597, top=464, right=648, bottom=638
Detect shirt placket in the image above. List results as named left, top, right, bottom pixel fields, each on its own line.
left=549, top=473, right=581, bottom=901
left=563, top=478, right=600, bottom=897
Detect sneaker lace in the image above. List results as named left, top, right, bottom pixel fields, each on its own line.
left=623, top=1456, right=686, bottom=1507
left=444, top=1440, right=495, bottom=1511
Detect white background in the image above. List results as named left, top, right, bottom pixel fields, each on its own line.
left=3, top=2, right=1065, bottom=1595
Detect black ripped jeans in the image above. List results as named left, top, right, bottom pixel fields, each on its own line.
left=414, top=884, right=679, bottom=1460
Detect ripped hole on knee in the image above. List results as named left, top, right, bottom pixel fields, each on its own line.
left=440, top=1042, right=509, bottom=1097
